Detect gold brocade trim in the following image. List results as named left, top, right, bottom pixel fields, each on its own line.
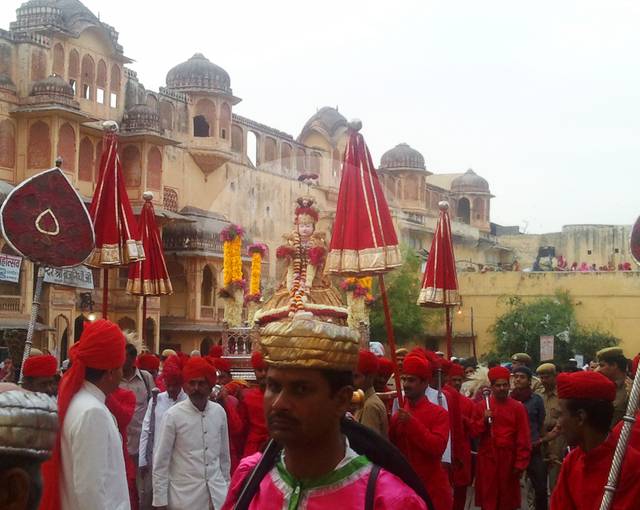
left=417, top=287, right=460, bottom=307
left=86, top=241, right=145, bottom=267
left=260, top=317, right=359, bottom=371
left=126, top=278, right=173, bottom=296
left=326, top=245, right=402, bottom=275
left=253, top=302, right=348, bottom=322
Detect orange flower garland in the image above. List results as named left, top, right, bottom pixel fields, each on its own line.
left=220, top=224, right=244, bottom=296
left=246, top=243, right=267, bottom=302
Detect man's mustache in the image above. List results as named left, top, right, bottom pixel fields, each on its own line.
left=267, top=412, right=299, bottom=426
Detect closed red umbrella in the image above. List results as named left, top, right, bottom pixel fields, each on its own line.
left=327, top=120, right=404, bottom=404
left=417, top=201, right=461, bottom=357
left=87, top=122, right=144, bottom=318
left=127, top=191, right=172, bottom=347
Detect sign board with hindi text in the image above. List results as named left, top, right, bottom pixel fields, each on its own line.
left=540, top=335, right=554, bottom=361
left=0, top=254, right=22, bottom=283
left=43, top=265, right=94, bottom=289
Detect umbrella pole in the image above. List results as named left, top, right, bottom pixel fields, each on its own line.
left=378, top=274, right=404, bottom=407
left=18, top=265, right=45, bottom=385
left=102, top=268, right=109, bottom=319
left=142, top=295, right=147, bottom=347
left=446, top=306, right=453, bottom=359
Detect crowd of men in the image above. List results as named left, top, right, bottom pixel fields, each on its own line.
left=1, top=318, right=639, bottom=510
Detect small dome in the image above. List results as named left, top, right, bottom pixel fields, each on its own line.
left=379, top=143, right=425, bottom=171
left=122, top=104, right=160, bottom=133
left=12, top=0, right=64, bottom=32
left=299, top=106, right=348, bottom=140
left=451, top=169, right=490, bottom=193
left=166, top=53, right=231, bottom=94
left=0, top=74, right=16, bottom=92
left=30, top=74, right=74, bottom=97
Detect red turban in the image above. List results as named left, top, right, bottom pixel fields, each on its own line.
left=137, top=353, right=160, bottom=372
left=403, top=355, right=432, bottom=380
left=377, top=357, right=395, bottom=379
left=161, top=355, right=183, bottom=386
left=357, top=349, right=379, bottom=375
left=41, top=319, right=125, bottom=510
left=209, top=345, right=223, bottom=358
left=408, top=347, right=428, bottom=360
left=183, top=357, right=217, bottom=386
left=448, top=363, right=465, bottom=378
left=23, top=354, right=58, bottom=378
left=213, top=357, right=232, bottom=374
left=557, top=371, right=616, bottom=401
left=488, top=366, right=511, bottom=383
left=251, top=351, right=267, bottom=370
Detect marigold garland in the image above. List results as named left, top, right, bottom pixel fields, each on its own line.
left=246, top=243, right=267, bottom=301
left=220, top=224, right=244, bottom=291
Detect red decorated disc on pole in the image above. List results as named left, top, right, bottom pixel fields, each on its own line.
left=0, top=167, right=95, bottom=268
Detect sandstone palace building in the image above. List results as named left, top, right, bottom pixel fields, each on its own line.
left=0, top=0, right=524, bottom=357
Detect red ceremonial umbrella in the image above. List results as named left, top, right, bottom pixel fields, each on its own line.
left=87, top=122, right=144, bottom=318
left=327, top=120, right=404, bottom=404
left=417, top=201, right=461, bottom=358
left=127, top=191, right=172, bottom=347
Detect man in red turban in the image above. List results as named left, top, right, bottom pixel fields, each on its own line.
left=137, top=353, right=160, bottom=378
left=550, top=371, right=640, bottom=510
left=138, top=355, right=187, bottom=509
left=354, top=349, right=388, bottom=437
left=240, top=351, right=269, bottom=456
left=474, top=365, right=531, bottom=510
left=389, top=354, right=452, bottom=510
left=21, top=353, right=58, bottom=396
left=152, top=356, right=230, bottom=510
left=40, top=319, right=129, bottom=510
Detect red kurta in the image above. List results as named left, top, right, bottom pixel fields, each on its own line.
left=241, top=386, right=268, bottom=457
left=390, top=396, right=452, bottom=510
left=550, top=434, right=640, bottom=510
left=221, top=394, right=244, bottom=474
left=474, top=396, right=531, bottom=510
left=443, top=385, right=467, bottom=486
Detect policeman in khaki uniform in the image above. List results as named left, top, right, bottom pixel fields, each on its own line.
left=596, top=346, right=632, bottom=427
left=535, top=362, right=566, bottom=490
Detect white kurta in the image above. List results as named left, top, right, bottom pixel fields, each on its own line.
left=138, top=389, right=187, bottom=468
left=60, top=381, right=131, bottom=510
left=152, top=397, right=231, bottom=509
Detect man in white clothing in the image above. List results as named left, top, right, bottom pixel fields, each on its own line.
left=41, top=319, right=130, bottom=510
left=139, top=355, right=186, bottom=509
left=152, top=356, right=230, bottom=510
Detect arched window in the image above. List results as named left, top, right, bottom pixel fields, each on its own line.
left=96, top=59, right=107, bottom=104
left=80, top=54, right=95, bottom=100
left=146, top=94, right=158, bottom=111
left=194, top=98, right=216, bottom=138
left=473, top=197, right=485, bottom=221
left=117, top=316, right=136, bottom=332
left=68, top=49, right=79, bottom=94
left=27, top=121, right=50, bottom=169
left=110, top=64, right=121, bottom=107
left=201, top=265, right=216, bottom=307
left=231, top=125, right=243, bottom=153
left=264, top=137, right=277, bottom=163
left=219, top=103, right=231, bottom=140
left=163, top=187, right=178, bottom=212
left=159, top=101, right=174, bottom=131
left=146, top=146, right=162, bottom=189
left=57, top=123, right=76, bottom=172
left=78, top=137, right=93, bottom=181
left=0, top=119, right=16, bottom=169
left=246, top=131, right=258, bottom=167
left=200, top=337, right=214, bottom=356
left=52, top=43, right=65, bottom=76
left=193, top=115, right=209, bottom=137
left=458, top=197, right=471, bottom=224
left=30, top=49, right=47, bottom=82
left=310, top=151, right=322, bottom=173
left=281, top=143, right=293, bottom=173
left=121, top=145, right=141, bottom=187
left=296, top=147, right=306, bottom=173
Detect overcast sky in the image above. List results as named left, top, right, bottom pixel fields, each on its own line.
left=3, top=0, right=639, bottom=233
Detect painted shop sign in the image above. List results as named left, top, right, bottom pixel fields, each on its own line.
left=43, top=265, right=94, bottom=289
left=0, top=254, right=22, bottom=283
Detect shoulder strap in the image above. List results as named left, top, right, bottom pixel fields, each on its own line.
left=141, top=369, right=152, bottom=401
left=365, top=464, right=380, bottom=510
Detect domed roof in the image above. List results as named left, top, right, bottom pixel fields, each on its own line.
left=451, top=169, right=490, bottom=193
left=122, top=104, right=160, bottom=133
left=379, top=143, right=425, bottom=171
left=0, top=74, right=16, bottom=93
left=166, top=53, right=231, bottom=94
left=30, top=74, right=74, bottom=97
left=298, top=106, right=347, bottom=141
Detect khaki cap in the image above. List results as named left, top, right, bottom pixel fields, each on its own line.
left=161, top=348, right=177, bottom=358
left=395, top=348, right=409, bottom=357
left=536, top=362, right=556, bottom=375
left=597, top=346, right=625, bottom=361
left=511, top=352, right=532, bottom=364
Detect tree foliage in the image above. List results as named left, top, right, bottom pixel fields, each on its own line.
left=489, top=291, right=619, bottom=364
left=369, top=247, right=431, bottom=345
